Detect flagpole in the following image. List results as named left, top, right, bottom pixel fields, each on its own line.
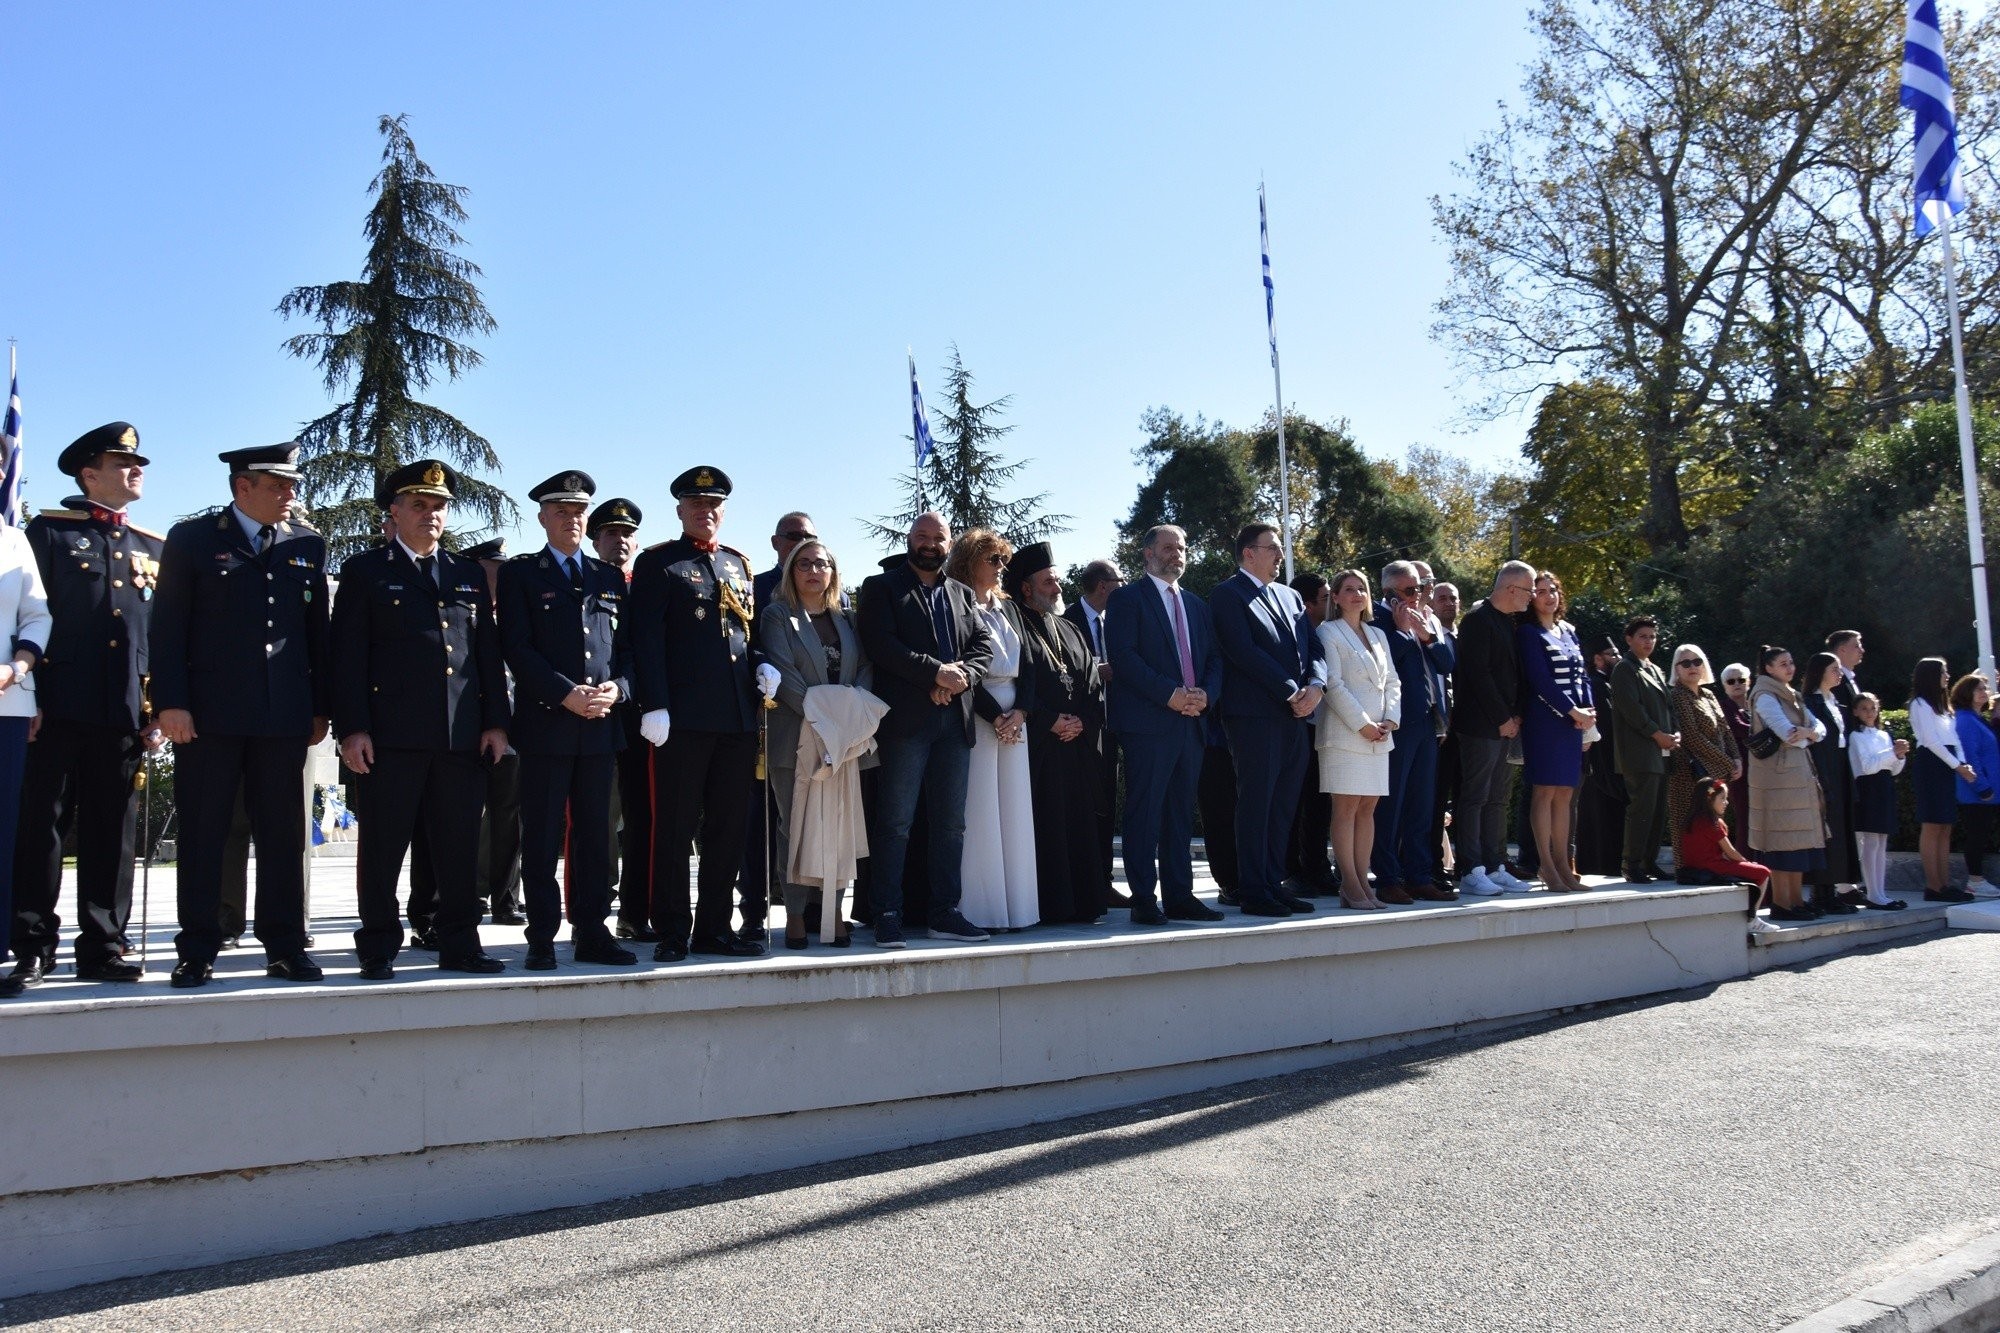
left=908, top=349, right=928, bottom=513
left=1937, top=214, right=1995, bottom=677
left=1260, top=184, right=1295, bottom=583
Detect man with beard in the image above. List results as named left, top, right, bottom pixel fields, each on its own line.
left=1005, top=542, right=1107, bottom=924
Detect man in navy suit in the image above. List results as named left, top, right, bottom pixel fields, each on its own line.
left=1372, top=560, right=1457, bottom=903
left=1105, top=524, right=1224, bottom=924
left=1210, top=524, right=1325, bottom=917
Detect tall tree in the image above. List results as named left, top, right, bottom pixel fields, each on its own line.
left=278, top=113, right=509, bottom=561
left=869, top=345, right=1069, bottom=548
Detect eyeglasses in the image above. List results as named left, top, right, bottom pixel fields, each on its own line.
left=1390, top=585, right=1422, bottom=600
left=795, top=559, right=832, bottom=572
left=779, top=530, right=816, bottom=542
left=985, top=554, right=1009, bottom=567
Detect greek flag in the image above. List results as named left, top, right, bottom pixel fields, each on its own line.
left=1903, top=0, right=1967, bottom=237
left=909, top=351, right=936, bottom=469
left=0, top=353, right=20, bottom=528
left=1259, top=184, right=1277, bottom=368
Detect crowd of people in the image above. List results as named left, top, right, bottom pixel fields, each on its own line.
left=0, top=422, right=1989, bottom=996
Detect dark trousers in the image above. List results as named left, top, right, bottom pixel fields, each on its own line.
left=1223, top=714, right=1308, bottom=906
left=612, top=744, right=651, bottom=928
left=651, top=729, right=757, bottom=945
left=869, top=710, right=972, bottom=926
left=12, top=718, right=140, bottom=964
left=1373, top=729, right=1439, bottom=887
left=220, top=787, right=253, bottom=937
left=1196, top=742, right=1239, bottom=894
left=353, top=748, right=484, bottom=962
left=519, top=751, right=615, bottom=947
left=738, top=774, right=773, bottom=931
left=174, top=733, right=308, bottom=964
left=1097, top=735, right=1121, bottom=895
left=1965, top=803, right=1997, bottom=881
left=481, top=753, right=523, bottom=916
left=1621, top=770, right=1669, bottom=872
left=1432, top=732, right=1459, bottom=880
left=0, top=720, right=31, bottom=964
left=1454, top=735, right=1514, bottom=872
left=1288, top=732, right=1334, bottom=888
left=1124, top=724, right=1206, bottom=906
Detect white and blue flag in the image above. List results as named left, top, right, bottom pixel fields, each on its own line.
left=1903, top=0, right=1968, bottom=236
left=909, top=351, right=936, bottom=469
left=0, top=353, right=21, bottom=528
left=1260, top=184, right=1278, bottom=368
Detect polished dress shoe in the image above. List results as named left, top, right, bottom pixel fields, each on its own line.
left=266, top=953, right=324, bottom=982
left=1129, top=900, right=1169, bottom=925
left=1407, top=882, right=1457, bottom=903
left=1375, top=884, right=1415, bottom=905
left=409, top=928, right=441, bottom=952
left=9, top=955, right=55, bottom=988
left=1819, top=898, right=1860, bottom=916
left=169, top=959, right=213, bottom=989
left=1276, top=892, right=1317, bottom=913
left=654, top=939, right=690, bottom=962
left=76, top=957, right=143, bottom=982
left=1215, top=890, right=1242, bottom=907
left=1106, top=888, right=1133, bottom=908
left=0, top=975, right=23, bottom=998
left=573, top=938, right=638, bottom=966
left=1863, top=898, right=1908, bottom=911
left=1164, top=897, right=1225, bottom=922
left=438, top=952, right=506, bottom=974
left=358, top=958, right=395, bottom=981
left=1238, top=897, right=1293, bottom=917
left=490, top=910, right=527, bottom=927
left=1280, top=876, right=1321, bottom=900
left=690, top=935, right=764, bottom=957
left=524, top=943, right=558, bottom=971
left=614, top=920, right=660, bottom=942
left=737, top=924, right=770, bottom=946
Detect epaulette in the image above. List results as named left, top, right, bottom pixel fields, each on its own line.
left=643, top=539, right=675, bottom=553
left=36, top=508, right=87, bottom=521
left=719, top=544, right=750, bottom=562
left=129, top=524, right=165, bottom=542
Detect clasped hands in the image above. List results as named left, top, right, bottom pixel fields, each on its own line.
left=992, top=709, right=1026, bottom=744
left=342, top=727, right=508, bottom=773
left=563, top=681, right=620, bottom=719
left=1050, top=713, right=1084, bottom=742
left=1168, top=686, right=1209, bottom=717
left=931, top=660, right=972, bottom=707
left=1287, top=684, right=1323, bottom=720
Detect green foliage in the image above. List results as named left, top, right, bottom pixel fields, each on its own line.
left=278, top=114, right=511, bottom=563
left=1374, top=445, right=1528, bottom=590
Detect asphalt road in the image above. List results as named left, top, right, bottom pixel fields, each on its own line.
left=9, top=931, right=2000, bottom=1332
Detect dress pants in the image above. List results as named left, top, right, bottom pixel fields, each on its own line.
left=1621, top=770, right=1669, bottom=872
left=520, top=751, right=616, bottom=948
left=1123, top=724, right=1206, bottom=906
left=174, top=733, right=309, bottom=964
left=0, top=720, right=32, bottom=964
left=651, top=729, right=757, bottom=945
left=1432, top=732, right=1460, bottom=878
left=611, top=746, right=649, bottom=928
left=737, top=773, right=773, bottom=932
left=1222, top=714, right=1308, bottom=906
left=481, top=753, right=523, bottom=916
left=12, top=718, right=140, bottom=965
left=1454, top=735, right=1514, bottom=873
left=1373, top=727, right=1439, bottom=888
left=868, top=710, right=972, bottom=927
left=352, top=748, right=484, bottom=963
left=1097, top=735, right=1121, bottom=894
left=1288, top=733, right=1335, bottom=888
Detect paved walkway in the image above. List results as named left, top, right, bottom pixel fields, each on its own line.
left=6, top=929, right=1997, bottom=1330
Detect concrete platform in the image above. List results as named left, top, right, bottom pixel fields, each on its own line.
left=1750, top=902, right=1952, bottom=971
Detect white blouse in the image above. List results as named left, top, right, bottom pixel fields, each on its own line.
left=1910, top=697, right=1964, bottom=769
left=1849, top=726, right=1905, bottom=779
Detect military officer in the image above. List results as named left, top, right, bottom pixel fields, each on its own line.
left=464, top=536, right=525, bottom=925
left=332, top=460, right=509, bottom=979
left=498, top=475, right=637, bottom=969
left=630, top=465, right=777, bottom=960
left=7, top=424, right=164, bottom=985
left=587, top=497, right=656, bottom=942
left=151, top=443, right=330, bottom=988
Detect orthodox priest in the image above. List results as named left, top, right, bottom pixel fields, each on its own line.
left=1005, top=543, right=1109, bottom=924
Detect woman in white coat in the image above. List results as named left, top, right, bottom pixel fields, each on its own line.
left=0, top=525, right=50, bottom=997
left=1315, top=569, right=1400, bottom=911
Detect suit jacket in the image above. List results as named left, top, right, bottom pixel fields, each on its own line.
left=331, top=543, right=508, bottom=752
left=628, top=537, right=761, bottom=733
left=1374, top=598, right=1455, bottom=737
left=1064, top=599, right=1108, bottom=660
left=27, top=504, right=162, bottom=731
left=1610, top=653, right=1677, bottom=776
left=1316, top=618, right=1401, bottom=754
left=855, top=561, right=995, bottom=743
left=150, top=507, right=330, bottom=738
left=1104, top=576, right=1222, bottom=736
left=1210, top=569, right=1324, bottom=720
left=498, top=548, right=631, bottom=756
left=758, top=601, right=873, bottom=771
left=1448, top=599, right=1519, bottom=740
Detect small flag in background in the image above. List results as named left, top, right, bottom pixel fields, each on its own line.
left=1260, top=184, right=1278, bottom=368
left=1903, top=0, right=1968, bottom=236
left=0, top=350, right=21, bottom=528
left=909, top=351, right=936, bottom=469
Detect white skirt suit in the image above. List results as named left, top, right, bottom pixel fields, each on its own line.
left=1314, top=616, right=1400, bottom=797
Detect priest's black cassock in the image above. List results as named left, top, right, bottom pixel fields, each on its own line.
left=1020, top=604, right=1109, bottom=923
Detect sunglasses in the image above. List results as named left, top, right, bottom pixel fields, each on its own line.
left=985, top=554, right=1009, bottom=567
left=779, top=530, right=816, bottom=542
left=1676, top=660, right=1702, bottom=669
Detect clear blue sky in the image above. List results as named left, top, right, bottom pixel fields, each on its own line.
left=5, top=2, right=1542, bottom=570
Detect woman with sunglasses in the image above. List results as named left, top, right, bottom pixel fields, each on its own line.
left=1714, top=663, right=1755, bottom=847
left=1665, top=644, right=1741, bottom=878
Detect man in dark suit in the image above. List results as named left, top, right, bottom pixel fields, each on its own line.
left=499, top=474, right=638, bottom=971
left=152, top=443, right=330, bottom=988
left=1106, top=524, right=1224, bottom=924
left=1610, top=614, right=1678, bottom=882
left=855, top=511, right=996, bottom=947
left=1284, top=571, right=1336, bottom=897
left=1210, top=523, right=1323, bottom=917
left=1428, top=574, right=1461, bottom=890
left=1371, top=559, right=1457, bottom=903
left=630, top=466, right=773, bottom=960
left=10, top=423, right=162, bottom=985
left=736, top=510, right=820, bottom=944
left=581, top=500, right=652, bottom=941
left=1827, top=630, right=1863, bottom=713
left=1448, top=561, right=1534, bottom=897
left=1064, top=558, right=1125, bottom=907
left=333, top=461, right=510, bottom=979
left=464, top=536, right=525, bottom=924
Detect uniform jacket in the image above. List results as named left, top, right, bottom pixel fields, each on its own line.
left=1210, top=569, right=1324, bottom=720
left=629, top=538, right=761, bottom=733
left=855, top=560, right=996, bottom=743
left=499, top=547, right=631, bottom=756
left=331, top=542, right=508, bottom=752
left=26, top=503, right=162, bottom=731
left=150, top=508, right=330, bottom=738
left=1611, top=653, right=1677, bottom=777
left=1103, top=576, right=1222, bottom=737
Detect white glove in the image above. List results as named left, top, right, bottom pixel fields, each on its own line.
left=640, top=709, right=672, bottom=747
left=755, top=663, right=781, bottom=701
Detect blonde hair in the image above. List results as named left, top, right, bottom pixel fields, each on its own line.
left=776, top=539, right=842, bottom=615
left=945, top=527, right=1014, bottom=597
left=1672, top=643, right=1714, bottom=687
left=1331, top=569, right=1373, bottom=622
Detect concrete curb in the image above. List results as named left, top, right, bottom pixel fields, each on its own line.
left=1787, top=1226, right=2000, bottom=1332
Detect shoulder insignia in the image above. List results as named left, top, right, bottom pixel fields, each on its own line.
left=719, top=544, right=750, bottom=561
left=128, top=524, right=165, bottom=542
left=37, top=508, right=87, bottom=521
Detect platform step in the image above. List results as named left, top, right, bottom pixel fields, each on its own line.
left=1947, top=898, right=2000, bottom=931
left=1748, top=903, right=1949, bottom=971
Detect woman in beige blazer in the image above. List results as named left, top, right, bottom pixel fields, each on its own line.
left=1315, top=570, right=1401, bottom=910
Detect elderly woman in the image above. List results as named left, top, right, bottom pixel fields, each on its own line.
left=1316, top=569, right=1400, bottom=910
left=0, top=524, right=48, bottom=997
left=1515, top=571, right=1593, bottom=893
left=947, top=528, right=1039, bottom=931
left=1715, top=662, right=1754, bottom=847
left=757, top=539, right=875, bottom=948
left=1666, top=644, right=1741, bottom=877
left=1747, top=646, right=1827, bottom=922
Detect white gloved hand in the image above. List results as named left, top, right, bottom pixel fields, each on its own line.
left=640, top=709, right=672, bottom=747
left=755, top=663, right=781, bottom=700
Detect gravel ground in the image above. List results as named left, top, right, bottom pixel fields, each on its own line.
left=8, top=931, right=2000, bottom=1332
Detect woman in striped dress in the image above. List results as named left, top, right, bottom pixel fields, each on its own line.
left=1515, top=571, right=1594, bottom=893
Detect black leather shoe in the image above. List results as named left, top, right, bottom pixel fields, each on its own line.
left=358, top=958, right=395, bottom=980
left=1925, top=888, right=1976, bottom=903
left=1864, top=898, right=1909, bottom=911
left=1280, top=876, right=1320, bottom=900
left=1276, top=893, right=1317, bottom=913
left=1214, top=890, right=1241, bottom=907
left=1819, top=898, right=1860, bottom=916
left=1164, top=898, right=1225, bottom=922
left=614, top=920, right=660, bottom=943
left=1106, top=888, right=1133, bottom=908
left=1239, top=897, right=1293, bottom=917
left=438, top=952, right=506, bottom=974
left=690, top=935, right=764, bottom=957
left=266, top=953, right=324, bottom=982
left=219, top=935, right=240, bottom=951
left=737, top=925, right=770, bottom=947
left=524, top=943, right=558, bottom=971
left=0, top=974, right=23, bottom=998
left=574, top=938, right=638, bottom=966
left=10, top=955, right=54, bottom=988
left=1130, top=901, right=1169, bottom=925
left=76, top=958, right=143, bottom=982
left=654, top=940, right=690, bottom=962
left=409, top=929, right=441, bottom=952
left=490, top=910, right=527, bottom=926
left=169, top=959, right=213, bottom=988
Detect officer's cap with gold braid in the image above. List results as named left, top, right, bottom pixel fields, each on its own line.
left=375, top=458, right=459, bottom=510
left=58, top=422, right=150, bottom=478
left=669, top=465, right=731, bottom=500
left=586, top=496, right=642, bottom=538
left=528, top=471, right=596, bottom=506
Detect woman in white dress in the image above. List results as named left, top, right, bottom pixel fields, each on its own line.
left=947, top=529, right=1040, bottom=931
left=1315, top=569, right=1400, bottom=911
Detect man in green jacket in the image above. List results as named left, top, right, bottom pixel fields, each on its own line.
left=1609, top=615, right=1679, bottom=882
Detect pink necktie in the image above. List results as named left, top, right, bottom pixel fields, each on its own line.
left=1171, top=588, right=1196, bottom=689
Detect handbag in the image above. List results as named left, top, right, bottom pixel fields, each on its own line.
left=1748, top=727, right=1781, bottom=760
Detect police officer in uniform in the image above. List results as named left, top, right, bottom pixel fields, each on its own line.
left=333, top=461, right=509, bottom=980
left=152, top=443, right=330, bottom=988
left=464, top=536, right=525, bottom=924
left=630, top=466, right=777, bottom=960
left=8, top=424, right=163, bottom=985
left=499, top=474, right=638, bottom=969
left=587, top=497, right=657, bottom=942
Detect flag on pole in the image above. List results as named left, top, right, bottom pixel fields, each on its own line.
left=0, top=350, right=21, bottom=528
left=1259, top=184, right=1278, bottom=368
left=909, top=351, right=936, bottom=469
left=1903, top=0, right=1968, bottom=236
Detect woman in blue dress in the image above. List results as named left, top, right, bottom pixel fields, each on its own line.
left=1516, top=571, right=1595, bottom=893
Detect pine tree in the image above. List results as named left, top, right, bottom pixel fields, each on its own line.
left=869, top=345, right=1069, bottom=549
left=278, top=113, right=510, bottom=561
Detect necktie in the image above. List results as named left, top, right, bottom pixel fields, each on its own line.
left=420, top=554, right=437, bottom=588
left=567, top=555, right=583, bottom=593
left=1171, top=588, right=1196, bottom=690
left=257, top=524, right=274, bottom=556
left=1090, top=610, right=1104, bottom=658
left=928, top=583, right=957, bottom=660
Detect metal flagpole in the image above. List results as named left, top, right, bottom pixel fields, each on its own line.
left=909, top=349, right=930, bottom=513
left=1937, top=213, right=1995, bottom=678
left=1261, top=184, right=1295, bottom=583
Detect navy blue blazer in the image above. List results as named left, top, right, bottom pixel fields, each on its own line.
left=1104, top=577, right=1222, bottom=736
left=1211, top=570, right=1324, bottom=720
left=1374, top=598, right=1456, bottom=735
left=498, top=548, right=631, bottom=756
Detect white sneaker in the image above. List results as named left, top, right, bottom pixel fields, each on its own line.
left=1458, top=867, right=1504, bottom=896
left=1969, top=877, right=2000, bottom=899
left=1488, top=867, right=1530, bottom=892
left=1747, top=917, right=1782, bottom=935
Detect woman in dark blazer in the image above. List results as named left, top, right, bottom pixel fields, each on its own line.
left=1801, top=651, right=1861, bottom=913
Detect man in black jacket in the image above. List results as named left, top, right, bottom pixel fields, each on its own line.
left=855, top=512, right=996, bottom=947
left=1448, top=561, right=1535, bottom=897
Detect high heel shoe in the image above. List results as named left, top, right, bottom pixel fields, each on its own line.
left=1339, top=891, right=1383, bottom=911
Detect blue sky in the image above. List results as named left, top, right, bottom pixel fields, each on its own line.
left=5, top=2, right=1543, bottom=571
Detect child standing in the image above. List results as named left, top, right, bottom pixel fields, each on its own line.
left=1847, top=692, right=1909, bottom=911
